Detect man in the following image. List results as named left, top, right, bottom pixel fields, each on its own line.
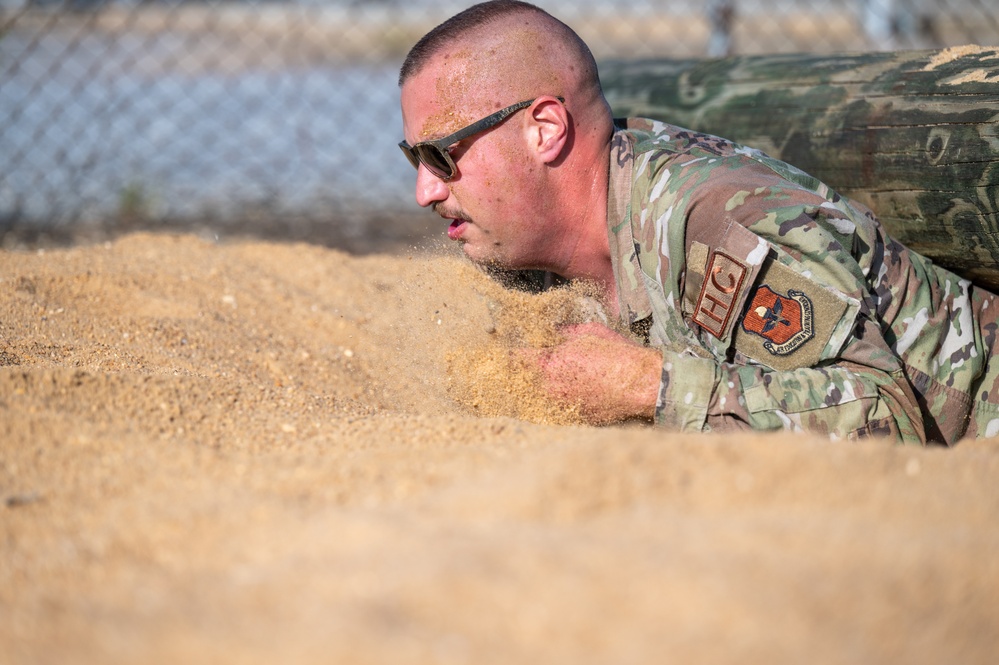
left=397, top=0, right=999, bottom=444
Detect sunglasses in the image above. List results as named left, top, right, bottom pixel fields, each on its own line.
left=399, top=96, right=564, bottom=181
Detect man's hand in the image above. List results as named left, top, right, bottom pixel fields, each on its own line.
left=524, top=322, right=661, bottom=425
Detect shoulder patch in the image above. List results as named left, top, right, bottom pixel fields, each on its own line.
left=692, top=250, right=748, bottom=339
left=741, top=286, right=814, bottom=355
left=733, top=259, right=851, bottom=371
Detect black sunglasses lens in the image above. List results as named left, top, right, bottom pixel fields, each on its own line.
left=398, top=143, right=423, bottom=171
left=413, top=144, right=454, bottom=179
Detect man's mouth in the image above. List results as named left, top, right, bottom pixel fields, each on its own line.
left=435, top=205, right=470, bottom=241
left=447, top=219, right=468, bottom=240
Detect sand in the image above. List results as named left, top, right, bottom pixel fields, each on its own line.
left=3, top=231, right=999, bottom=664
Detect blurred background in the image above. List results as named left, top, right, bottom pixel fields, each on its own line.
left=1, top=0, right=997, bottom=249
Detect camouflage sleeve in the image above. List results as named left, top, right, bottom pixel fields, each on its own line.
left=633, top=138, right=929, bottom=443
left=653, top=349, right=924, bottom=442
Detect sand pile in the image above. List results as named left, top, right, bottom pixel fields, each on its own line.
left=2, top=232, right=998, bottom=664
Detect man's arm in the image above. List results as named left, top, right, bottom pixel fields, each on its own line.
left=528, top=322, right=925, bottom=443
left=589, top=126, right=932, bottom=441
left=527, top=322, right=660, bottom=425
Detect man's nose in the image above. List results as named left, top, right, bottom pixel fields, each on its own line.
left=414, top=164, right=450, bottom=208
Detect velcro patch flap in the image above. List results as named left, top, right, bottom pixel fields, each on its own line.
left=692, top=249, right=749, bottom=340
left=684, top=217, right=769, bottom=343
left=733, top=258, right=859, bottom=371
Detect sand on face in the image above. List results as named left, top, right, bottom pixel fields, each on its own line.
left=2, top=232, right=999, bottom=664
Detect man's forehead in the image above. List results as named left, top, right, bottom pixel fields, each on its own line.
left=402, top=53, right=493, bottom=140
left=424, top=48, right=484, bottom=104
left=402, top=22, right=549, bottom=139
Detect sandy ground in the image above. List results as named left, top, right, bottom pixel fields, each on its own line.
left=3, top=231, right=999, bottom=664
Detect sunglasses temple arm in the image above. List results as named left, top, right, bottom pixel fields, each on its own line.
left=432, top=99, right=536, bottom=148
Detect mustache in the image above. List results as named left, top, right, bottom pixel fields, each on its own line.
left=433, top=203, right=471, bottom=222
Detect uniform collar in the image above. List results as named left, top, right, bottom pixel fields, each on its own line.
left=606, top=125, right=653, bottom=326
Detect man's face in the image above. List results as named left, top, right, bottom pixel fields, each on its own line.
left=400, top=63, right=551, bottom=270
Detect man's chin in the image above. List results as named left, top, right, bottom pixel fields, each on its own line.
left=456, top=236, right=538, bottom=271
left=462, top=245, right=501, bottom=267
left=462, top=247, right=535, bottom=275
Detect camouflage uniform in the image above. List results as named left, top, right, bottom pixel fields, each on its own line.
left=607, top=118, right=999, bottom=444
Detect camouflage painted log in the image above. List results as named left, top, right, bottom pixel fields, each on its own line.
left=600, top=46, right=999, bottom=289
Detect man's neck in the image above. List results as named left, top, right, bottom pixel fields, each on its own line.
left=551, top=140, right=618, bottom=316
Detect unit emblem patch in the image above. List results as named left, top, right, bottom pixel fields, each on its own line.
left=741, top=286, right=814, bottom=356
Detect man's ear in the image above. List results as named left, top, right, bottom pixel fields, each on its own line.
left=527, top=97, right=569, bottom=165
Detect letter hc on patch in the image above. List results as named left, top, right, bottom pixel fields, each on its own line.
left=693, top=250, right=748, bottom=339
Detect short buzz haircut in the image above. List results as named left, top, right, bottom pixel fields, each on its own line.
left=397, top=0, right=599, bottom=89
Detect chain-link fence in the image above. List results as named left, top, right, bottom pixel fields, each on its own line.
left=2, top=0, right=997, bottom=248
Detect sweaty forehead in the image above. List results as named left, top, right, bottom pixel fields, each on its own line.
left=403, top=24, right=559, bottom=140
left=428, top=49, right=484, bottom=135
left=399, top=48, right=480, bottom=142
